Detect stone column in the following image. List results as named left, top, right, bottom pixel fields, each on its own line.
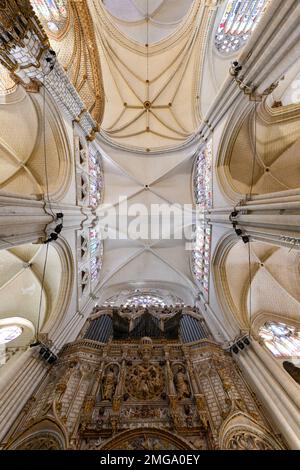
left=236, top=342, right=300, bottom=449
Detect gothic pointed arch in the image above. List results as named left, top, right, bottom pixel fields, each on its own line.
left=6, top=417, right=68, bottom=450
left=216, top=100, right=300, bottom=203
left=219, top=412, right=284, bottom=450
left=99, top=427, right=195, bottom=450
left=213, top=234, right=300, bottom=332
left=0, top=237, right=74, bottom=372
left=0, top=86, right=71, bottom=201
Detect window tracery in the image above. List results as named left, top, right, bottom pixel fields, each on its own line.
left=124, top=294, right=165, bottom=308
left=102, top=289, right=185, bottom=308
left=259, top=321, right=300, bottom=358
left=193, top=141, right=212, bottom=207
left=31, top=0, right=69, bottom=37
left=89, top=147, right=104, bottom=209
left=192, top=141, right=212, bottom=295
left=89, top=228, right=103, bottom=284
left=215, top=0, right=270, bottom=55
left=75, top=137, right=104, bottom=209
left=77, top=226, right=103, bottom=301
left=192, top=223, right=211, bottom=294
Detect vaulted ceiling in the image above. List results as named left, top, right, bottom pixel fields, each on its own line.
left=89, top=0, right=208, bottom=151
left=96, top=142, right=197, bottom=305
left=221, top=240, right=300, bottom=331
left=0, top=243, right=62, bottom=348
left=90, top=0, right=212, bottom=305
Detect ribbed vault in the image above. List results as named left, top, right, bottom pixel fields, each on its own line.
left=102, top=0, right=194, bottom=44
left=220, top=103, right=300, bottom=198
left=0, top=87, right=70, bottom=199
left=92, top=0, right=215, bottom=304
left=89, top=0, right=209, bottom=151
left=97, top=144, right=197, bottom=304
left=219, top=239, right=300, bottom=332
left=0, top=243, right=62, bottom=353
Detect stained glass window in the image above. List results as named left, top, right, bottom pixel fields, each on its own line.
left=192, top=222, right=211, bottom=293
left=193, top=141, right=212, bottom=207
left=192, top=141, right=212, bottom=294
left=124, top=294, right=166, bottom=308
left=0, top=325, right=22, bottom=345
left=89, top=228, right=103, bottom=283
left=259, top=321, right=300, bottom=358
left=31, top=0, right=68, bottom=36
left=89, top=147, right=104, bottom=209
left=215, top=0, right=270, bottom=55
left=102, top=289, right=185, bottom=308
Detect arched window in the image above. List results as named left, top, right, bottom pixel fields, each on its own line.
left=31, top=0, right=69, bottom=37
left=259, top=321, right=300, bottom=358
left=215, top=0, right=270, bottom=55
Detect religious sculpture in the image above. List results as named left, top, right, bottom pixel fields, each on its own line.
left=4, top=307, right=284, bottom=451
left=226, top=431, right=273, bottom=450
left=102, top=366, right=117, bottom=401
left=125, top=363, right=164, bottom=400
left=174, top=366, right=190, bottom=400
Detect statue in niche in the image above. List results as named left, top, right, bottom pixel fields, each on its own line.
left=174, top=366, right=190, bottom=400
left=283, top=361, right=300, bottom=385
left=102, top=366, right=117, bottom=401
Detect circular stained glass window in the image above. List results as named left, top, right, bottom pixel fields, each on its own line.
left=31, top=0, right=69, bottom=38
left=0, top=325, right=23, bottom=344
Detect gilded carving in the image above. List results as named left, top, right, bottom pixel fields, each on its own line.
left=173, top=365, right=191, bottom=400
left=125, top=363, right=164, bottom=401
left=4, top=307, right=285, bottom=451
left=226, top=431, right=274, bottom=450
left=102, top=366, right=118, bottom=401
left=15, top=433, right=62, bottom=450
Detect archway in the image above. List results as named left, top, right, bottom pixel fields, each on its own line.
left=100, top=427, right=195, bottom=450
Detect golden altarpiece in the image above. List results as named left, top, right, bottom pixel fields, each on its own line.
left=1, top=306, right=284, bottom=450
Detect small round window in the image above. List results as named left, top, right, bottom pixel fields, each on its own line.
left=0, top=325, right=23, bottom=344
